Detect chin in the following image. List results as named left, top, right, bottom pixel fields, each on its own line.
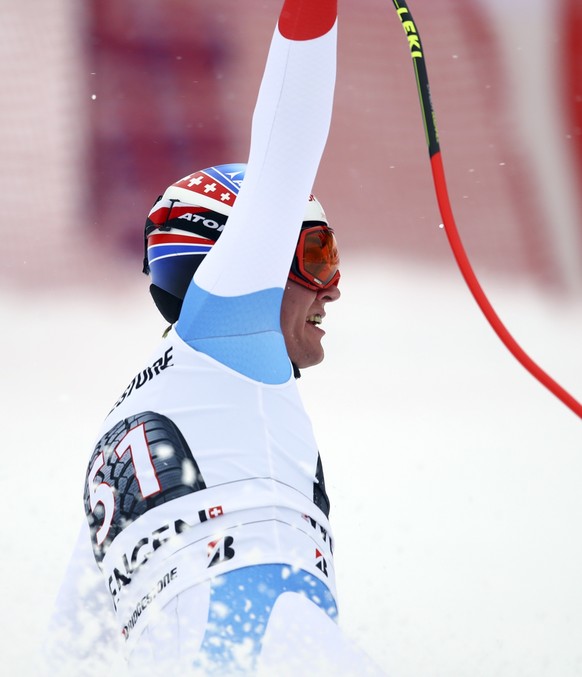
left=296, top=349, right=325, bottom=370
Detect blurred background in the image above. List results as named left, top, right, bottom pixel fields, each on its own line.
left=1, top=1, right=581, bottom=676
left=2, top=0, right=582, bottom=289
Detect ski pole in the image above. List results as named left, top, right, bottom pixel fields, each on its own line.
left=391, top=0, right=582, bottom=419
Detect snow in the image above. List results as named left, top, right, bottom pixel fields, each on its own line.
left=1, top=255, right=581, bottom=676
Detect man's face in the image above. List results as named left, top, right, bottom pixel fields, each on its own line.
left=280, top=279, right=341, bottom=369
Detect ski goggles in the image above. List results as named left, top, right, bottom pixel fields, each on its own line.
left=143, top=202, right=340, bottom=291
left=288, top=223, right=341, bottom=291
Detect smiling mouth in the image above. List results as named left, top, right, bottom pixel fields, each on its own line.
left=307, top=314, right=323, bottom=326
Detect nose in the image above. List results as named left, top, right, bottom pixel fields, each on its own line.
left=317, top=283, right=341, bottom=303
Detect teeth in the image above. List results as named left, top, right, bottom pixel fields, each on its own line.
left=307, top=314, right=322, bottom=325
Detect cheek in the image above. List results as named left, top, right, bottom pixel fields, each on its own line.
left=280, top=282, right=317, bottom=342
left=281, top=302, right=304, bottom=334
left=285, top=316, right=307, bottom=346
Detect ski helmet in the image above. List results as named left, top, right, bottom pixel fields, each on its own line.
left=143, top=163, right=331, bottom=323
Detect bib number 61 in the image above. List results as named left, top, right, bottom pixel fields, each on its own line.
left=84, top=411, right=206, bottom=563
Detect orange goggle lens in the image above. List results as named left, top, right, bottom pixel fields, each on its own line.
left=289, top=225, right=340, bottom=291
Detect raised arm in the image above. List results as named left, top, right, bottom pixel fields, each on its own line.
left=175, top=0, right=338, bottom=382
left=193, top=0, right=338, bottom=296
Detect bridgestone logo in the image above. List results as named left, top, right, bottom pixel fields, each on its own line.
left=122, top=567, right=177, bottom=640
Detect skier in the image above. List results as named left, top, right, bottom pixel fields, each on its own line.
left=46, top=1, right=385, bottom=674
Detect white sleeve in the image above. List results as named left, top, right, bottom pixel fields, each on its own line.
left=193, top=2, right=337, bottom=297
